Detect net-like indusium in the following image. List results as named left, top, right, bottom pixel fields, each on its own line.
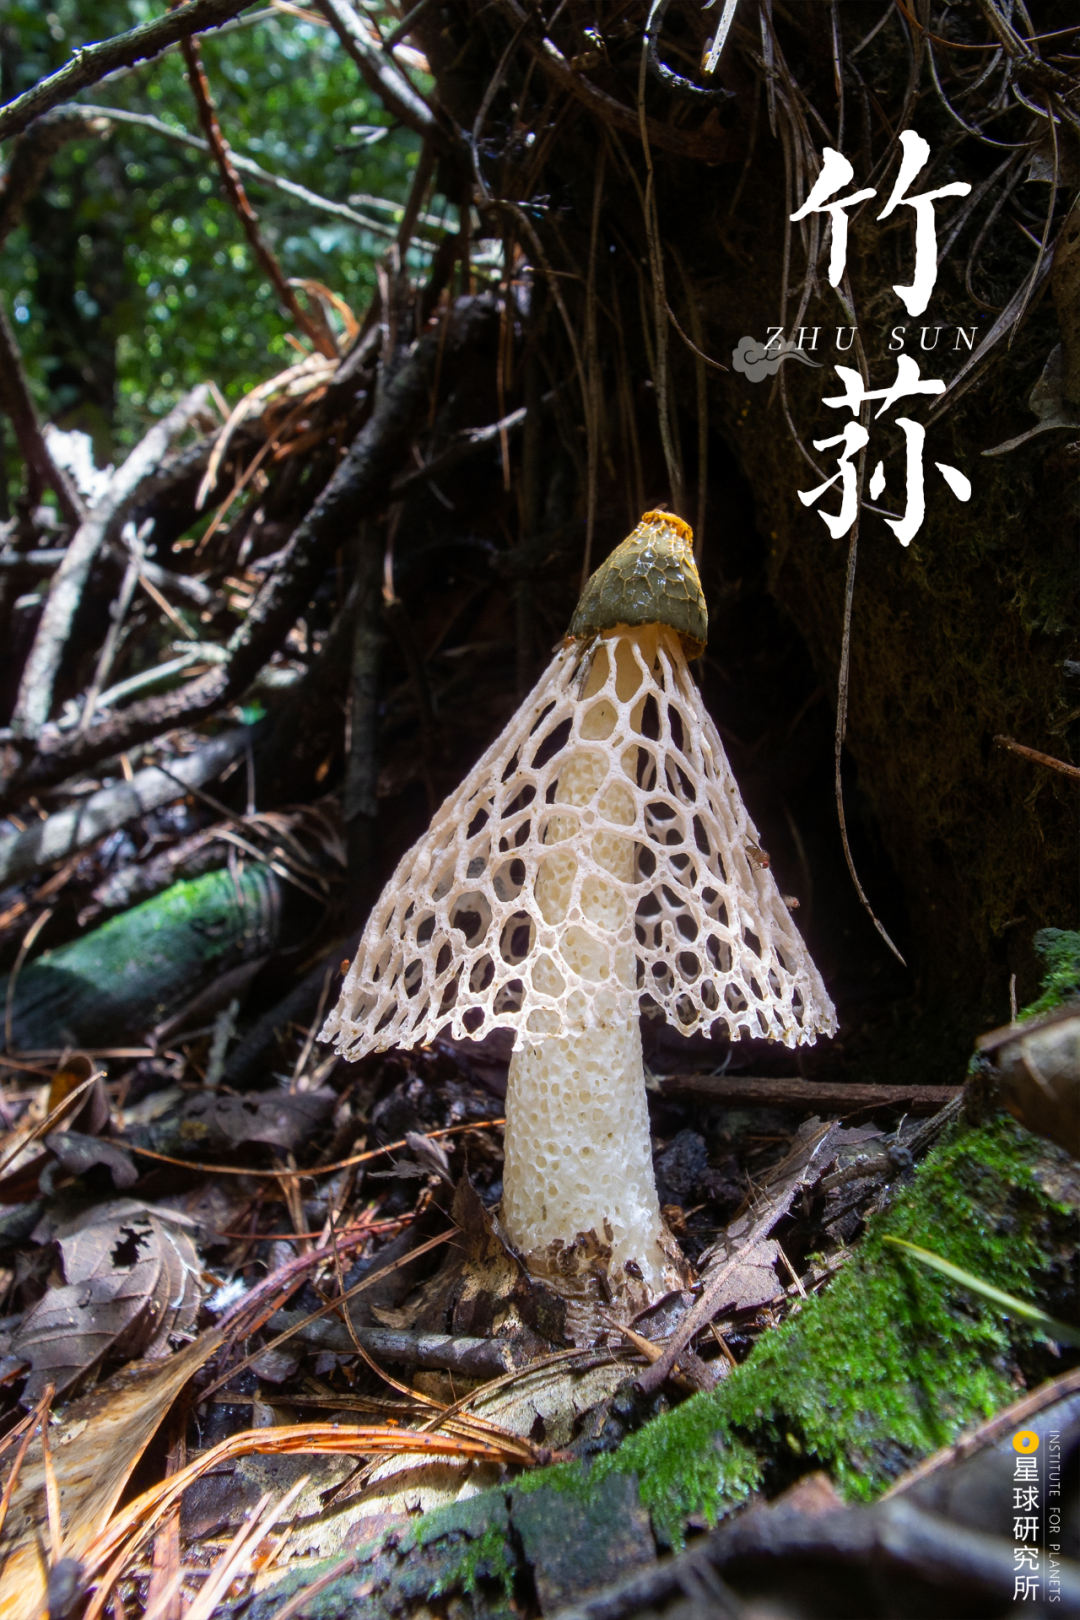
left=323, top=623, right=837, bottom=1060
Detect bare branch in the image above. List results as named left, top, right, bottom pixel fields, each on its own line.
left=11, top=386, right=214, bottom=739
left=71, top=104, right=417, bottom=241
left=315, top=0, right=436, bottom=136
left=0, top=0, right=257, bottom=144
left=994, top=733, right=1080, bottom=781
left=0, top=726, right=249, bottom=890
left=2, top=296, right=496, bottom=802
left=178, top=36, right=338, bottom=356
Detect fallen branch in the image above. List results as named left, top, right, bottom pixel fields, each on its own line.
left=10, top=385, right=214, bottom=740
left=0, top=726, right=249, bottom=890
left=659, top=1074, right=962, bottom=1113
left=994, top=733, right=1080, bottom=781
left=265, top=1312, right=522, bottom=1375
left=4, top=295, right=496, bottom=801
left=0, top=302, right=85, bottom=527
left=0, top=0, right=257, bottom=142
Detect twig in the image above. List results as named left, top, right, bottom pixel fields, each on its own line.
left=72, top=103, right=419, bottom=242
left=128, top=1115, right=505, bottom=1180
left=11, top=386, right=212, bottom=739
left=83, top=1421, right=537, bottom=1620
left=994, top=734, right=1080, bottom=781
left=0, top=0, right=257, bottom=141
left=39, top=1394, right=62, bottom=1564
left=0, top=726, right=249, bottom=890
left=0, top=1384, right=55, bottom=1545
left=494, top=0, right=729, bottom=164
left=2, top=297, right=496, bottom=802
left=389, top=406, right=527, bottom=498
left=0, top=301, right=85, bottom=526
left=4, top=908, right=54, bottom=1054
left=265, top=1312, right=521, bottom=1375
left=178, top=36, right=336, bottom=357
left=832, top=325, right=906, bottom=967
left=637, top=6, right=683, bottom=517
left=315, top=0, right=435, bottom=135
left=637, top=1124, right=840, bottom=1395
left=270, top=1555, right=359, bottom=1620
left=0, top=550, right=67, bottom=570
left=79, top=551, right=142, bottom=734
left=881, top=1365, right=1080, bottom=1499
left=658, top=1074, right=961, bottom=1111
left=202, top=1227, right=457, bottom=1395
left=670, top=246, right=711, bottom=556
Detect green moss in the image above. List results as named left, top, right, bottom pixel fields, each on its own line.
left=1021, top=929, right=1080, bottom=1019
left=5, top=864, right=281, bottom=1048
left=512, top=1117, right=1077, bottom=1549
left=430, top=1521, right=516, bottom=1601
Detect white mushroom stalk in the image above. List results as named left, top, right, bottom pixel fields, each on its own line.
left=323, top=512, right=837, bottom=1333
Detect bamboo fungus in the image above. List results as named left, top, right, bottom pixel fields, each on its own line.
left=324, top=513, right=837, bottom=1331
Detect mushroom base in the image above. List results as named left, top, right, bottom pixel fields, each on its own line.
left=500, top=1020, right=688, bottom=1338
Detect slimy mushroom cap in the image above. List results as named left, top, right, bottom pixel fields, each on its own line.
left=568, top=511, right=707, bottom=657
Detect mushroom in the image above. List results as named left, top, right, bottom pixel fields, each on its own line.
left=323, top=512, right=836, bottom=1333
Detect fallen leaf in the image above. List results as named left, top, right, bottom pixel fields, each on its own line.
left=0, top=1328, right=224, bottom=1620
left=143, top=1087, right=335, bottom=1156
left=12, top=1202, right=202, bottom=1403
left=40, top=1131, right=136, bottom=1193
left=47, top=1056, right=110, bottom=1140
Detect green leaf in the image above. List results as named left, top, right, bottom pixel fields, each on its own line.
left=883, top=1236, right=1080, bottom=1347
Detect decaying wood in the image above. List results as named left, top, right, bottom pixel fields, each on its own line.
left=658, top=1075, right=962, bottom=1112
left=10, top=386, right=215, bottom=741
left=3, top=295, right=496, bottom=802
left=0, top=727, right=249, bottom=890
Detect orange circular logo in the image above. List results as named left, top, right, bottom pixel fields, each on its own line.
left=1013, top=1431, right=1040, bottom=1454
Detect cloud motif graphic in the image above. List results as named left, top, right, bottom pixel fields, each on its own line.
left=732, top=335, right=824, bottom=382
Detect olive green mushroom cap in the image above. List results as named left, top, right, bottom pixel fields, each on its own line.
left=568, top=511, right=707, bottom=656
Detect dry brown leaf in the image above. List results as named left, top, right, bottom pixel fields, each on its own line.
left=12, top=1202, right=202, bottom=1403
left=46, top=1056, right=110, bottom=1139
left=0, top=1328, right=223, bottom=1620
left=166, top=1087, right=335, bottom=1153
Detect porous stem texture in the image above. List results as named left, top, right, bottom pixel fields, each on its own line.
left=501, top=633, right=670, bottom=1302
